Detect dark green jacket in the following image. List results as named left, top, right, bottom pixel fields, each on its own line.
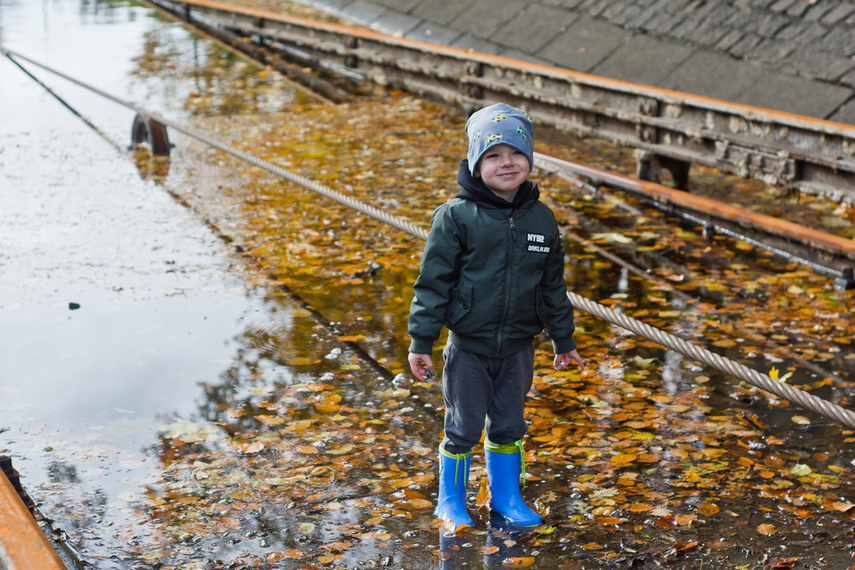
left=408, top=161, right=576, bottom=359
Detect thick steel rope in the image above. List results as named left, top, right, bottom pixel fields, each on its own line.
left=5, top=45, right=854, bottom=429
left=569, top=294, right=855, bottom=429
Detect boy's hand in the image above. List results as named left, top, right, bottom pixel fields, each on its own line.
left=408, top=353, right=436, bottom=381
left=554, top=349, right=584, bottom=372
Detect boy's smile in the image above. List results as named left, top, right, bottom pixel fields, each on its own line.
left=474, top=144, right=530, bottom=201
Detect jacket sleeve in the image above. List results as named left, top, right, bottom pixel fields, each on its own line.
left=539, top=228, right=577, bottom=354
left=407, top=204, right=463, bottom=354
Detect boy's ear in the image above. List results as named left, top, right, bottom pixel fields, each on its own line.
left=473, top=165, right=481, bottom=178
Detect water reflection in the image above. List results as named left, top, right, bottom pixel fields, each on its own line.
left=437, top=520, right=532, bottom=569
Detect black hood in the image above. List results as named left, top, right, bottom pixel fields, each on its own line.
left=456, top=159, right=539, bottom=209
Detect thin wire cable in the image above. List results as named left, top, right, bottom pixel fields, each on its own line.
left=5, top=44, right=854, bottom=429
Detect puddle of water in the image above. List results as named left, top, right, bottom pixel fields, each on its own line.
left=0, top=0, right=299, bottom=549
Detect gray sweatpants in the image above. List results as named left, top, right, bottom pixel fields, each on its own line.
left=440, top=343, right=535, bottom=454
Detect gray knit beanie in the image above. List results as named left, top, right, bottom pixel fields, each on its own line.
left=465, top=103, right=534, bottom=176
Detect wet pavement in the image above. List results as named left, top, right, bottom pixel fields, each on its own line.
left=3, top=1, right=855, bottom=569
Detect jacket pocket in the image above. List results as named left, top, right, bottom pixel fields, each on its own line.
left=445, top=275, right=473, bottom=325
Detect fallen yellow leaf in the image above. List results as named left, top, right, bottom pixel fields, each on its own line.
left=697, top=503, right=719, bottom=517
left=501, top=557, right=535, bottom=568
left=757, top=523, right=777, bottom=536
left=609, top=453, right=637, bottom=465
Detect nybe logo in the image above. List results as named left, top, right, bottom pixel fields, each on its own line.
left=526, top=233, right=550, bottom=253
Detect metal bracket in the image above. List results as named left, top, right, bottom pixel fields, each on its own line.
left=131, top=113, right=171, bottom=156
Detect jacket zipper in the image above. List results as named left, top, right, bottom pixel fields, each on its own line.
left=495, top=213, right=516, bottom=357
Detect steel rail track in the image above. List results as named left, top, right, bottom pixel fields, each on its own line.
left=534, top=154, right=855, bottom=287
left=151, top=0, right=855, bottom=205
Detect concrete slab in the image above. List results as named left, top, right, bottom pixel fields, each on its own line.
left=643, top=9, right=692, bottom=37
left=658, top=50, right=761, bottom=102
left=368, top=0, right=421, bottom=11
left=409, top=0, right=469, bottom=27
left=333, top=0, right=387, bottom=26
left=492, top=4, right=578, bottom=54
left=827, top=96, right=855, bottom=126
left=448, top=0, right=527, bottom=39
left=669, top=3, right=733, bottom=42
left=590, top=34, right=697, bottom=88
left=780, top=43, right=855, bottom=83
left=750, top=38, right=796, bottom=66
left=302, top=0, right=354, bottom=15
left=802, top=2, right=834, bottom=21
left=405, top=21, right=463, bottom=45
left=369, top=9, right=422, bottom=36
left=682, top=19, right=733, bottom=48
left=603, top=3, right=644, bottom=28
left=727, top=32, right=764, bottom=59
left=448, top=32, right=504, bottom=56
left=735, top=70, right=855, bottom=120
left=536, top=14, right=631, bottom=72
left=746, top=10, right=790, bottom=36
left=498, top=46, right=556, bottom=67
left=820, top=3, right=855, bottom=25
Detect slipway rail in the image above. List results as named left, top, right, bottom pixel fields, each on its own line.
left=534, top=153, right=855, bottom=288
left=149, top=0, right=855, bottom=205
left=0, top=457, right=67, bottom=570
left=3, top=46, right=854, bottom=432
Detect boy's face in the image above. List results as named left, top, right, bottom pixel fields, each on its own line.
left=474, top=144, right=530, bottom=200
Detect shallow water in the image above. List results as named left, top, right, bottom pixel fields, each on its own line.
left=0, top=0, right=280, bottom=536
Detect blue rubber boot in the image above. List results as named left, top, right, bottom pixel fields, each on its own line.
left=484, top=439, right=542, bottom=527
left=436, top=446, right=473, bottom=533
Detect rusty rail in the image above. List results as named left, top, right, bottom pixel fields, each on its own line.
left=534, top=153, right=855, bottom=287
left=150, top=0, right=855, bottom=204
left=0, top=457, right=67, bottom=570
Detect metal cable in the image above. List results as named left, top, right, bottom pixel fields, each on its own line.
left=4, top=45, right=853, bottom=429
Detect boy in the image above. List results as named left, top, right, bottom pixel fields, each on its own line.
left=408, top=103, right=584, bottom=532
